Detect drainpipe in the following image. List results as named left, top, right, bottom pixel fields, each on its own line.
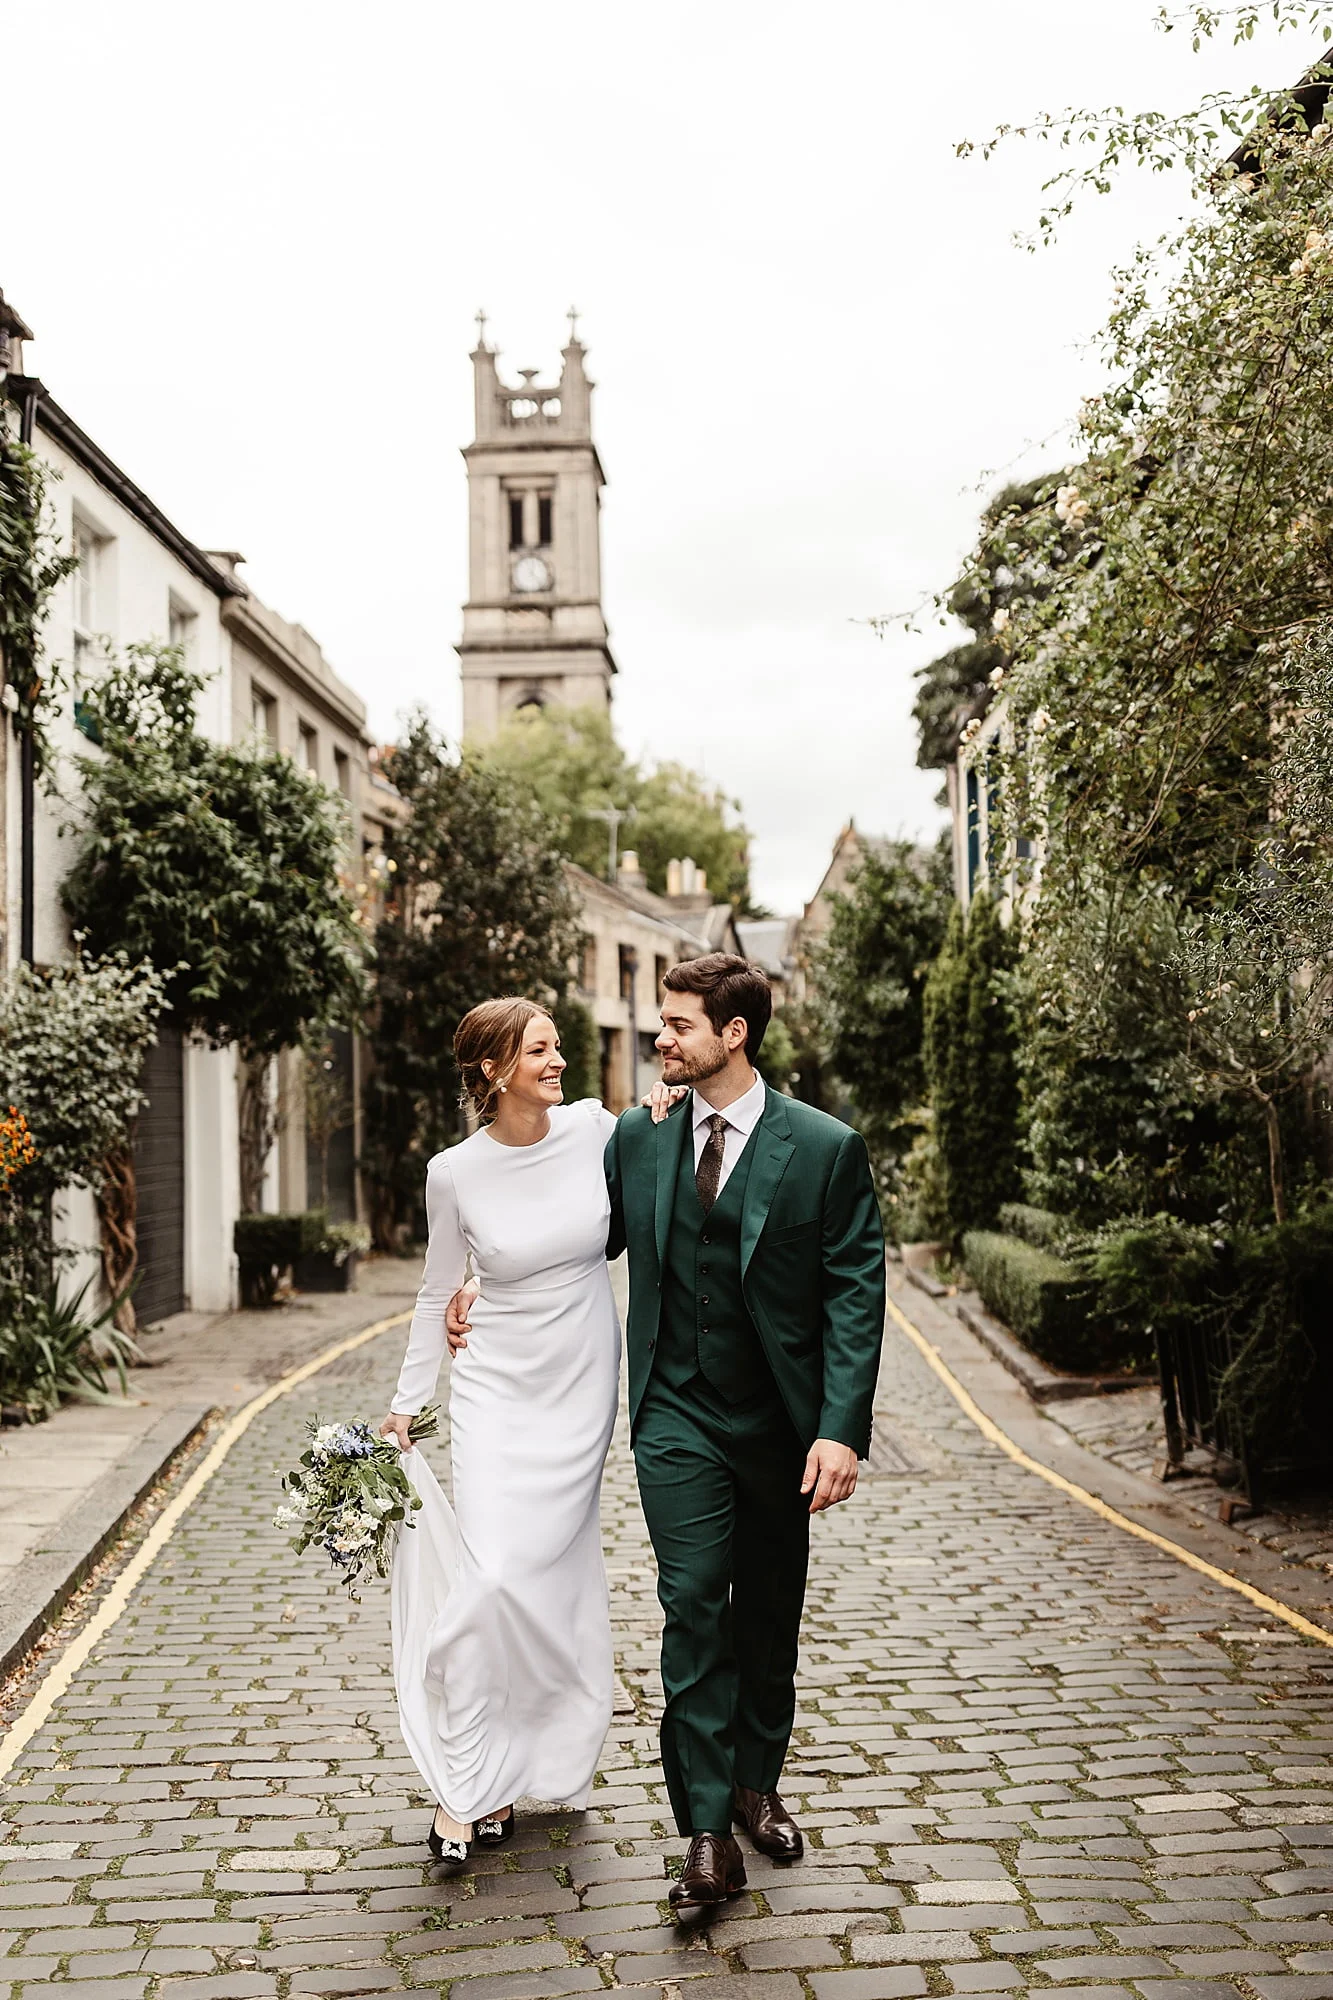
left=0, top=291, right=42, bottom=967
left=624, top=946, right=639, bottom=1110
left=16, top=374, right=39, bottom=964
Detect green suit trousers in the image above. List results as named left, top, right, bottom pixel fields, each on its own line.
left=633, top=1371, right=810, bottom=1837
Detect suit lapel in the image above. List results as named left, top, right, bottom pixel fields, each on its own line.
left=740, top=1086, right=795, bottom=1278
left=653, top=1098, right=692, bottom=1270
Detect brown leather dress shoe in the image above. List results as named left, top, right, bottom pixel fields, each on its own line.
left=733, top=1785, right=804, bottom=1860
left=668, top=1832, right=747, bottom=1917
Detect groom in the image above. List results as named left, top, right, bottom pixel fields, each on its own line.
left=605, top=953, right=885, bottom=1918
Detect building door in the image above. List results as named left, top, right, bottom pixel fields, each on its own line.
left=305, top=1027, right=357, bottom=1221
left=134, top=1023, right=186, bottom=1323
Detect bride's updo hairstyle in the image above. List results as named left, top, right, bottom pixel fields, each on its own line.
left=454, top=997, right=555, bottom=1125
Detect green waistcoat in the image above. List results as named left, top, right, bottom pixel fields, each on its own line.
left=655, top=1126, right=775, bottom=1404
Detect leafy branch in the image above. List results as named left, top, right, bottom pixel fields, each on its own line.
left=957, top=0, right=1333, bottom=242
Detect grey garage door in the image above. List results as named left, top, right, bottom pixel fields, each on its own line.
left=134, top=1022, right=186, bottom=1323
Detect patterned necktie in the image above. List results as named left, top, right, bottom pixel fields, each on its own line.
left=696, top=1112, right=729, bottom=1213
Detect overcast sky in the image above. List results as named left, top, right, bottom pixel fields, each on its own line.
left=4, top=2, right=1306, bottom=911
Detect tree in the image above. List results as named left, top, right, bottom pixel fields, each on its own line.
left=62, top=645, right=369, bottom=1211
left=553, top=995, right=600, bottom=1105
left=811, top=841, right=949, bottom=1179
left=1170, top=623, right=1333, bottom=1219
left=959, top=3, right=1333, bottom=244
left=923, top=897, right=1023, bottom=1241
left=0, top=424, right=77, bottom=766
left=364, top=713, right=581, bottom=1244
left=754, top=1013, right=797, bottom=1091
left=941, top=16, right=1333, bottom=1223
left=910, top=474, right=1067, bottom=771
left=303, top=1030, right=355, bottom=1214
left=0, top=952, right=166, bottom=1333
left=481, top=704, right=753, bottom=908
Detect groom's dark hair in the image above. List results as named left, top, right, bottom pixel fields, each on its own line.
left=662, top=952, right=772, bottom=1058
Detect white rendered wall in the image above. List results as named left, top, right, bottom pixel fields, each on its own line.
left=187, top=1042, right=240, bottom=1311
left=16, top=427, right=239, bottom=1313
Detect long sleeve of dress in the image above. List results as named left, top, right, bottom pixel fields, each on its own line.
left=582, top=1098, right=619, bottom=1145
left=391, top=1153, right=469, bottom=1415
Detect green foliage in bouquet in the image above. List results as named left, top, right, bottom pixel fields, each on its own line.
left=275, top=1407, right=439, bottom=1598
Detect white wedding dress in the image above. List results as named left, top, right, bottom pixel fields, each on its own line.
left=389, top=1097, right=621, bottom=1824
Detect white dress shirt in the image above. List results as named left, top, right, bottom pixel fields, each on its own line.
left=690, top=1071, right=767, bottom=1195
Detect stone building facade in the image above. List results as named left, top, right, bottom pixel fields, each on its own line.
left=1, top=289, right=396, bottom=1318
left=217, top=570, right=402, bottom=1223
left=569, top=856, right=743, bottom=1112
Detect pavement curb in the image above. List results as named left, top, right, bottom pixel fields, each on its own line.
left=902, top=1263, right=1154, bottom=1403
left=886, top=1265, right=1333, bottom=1630
left=952, top=1294, right=1157, bottom=1402
left=0, top=1400, right=214, bottom=1683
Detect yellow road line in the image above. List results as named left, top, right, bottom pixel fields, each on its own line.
left=887, top=1292, right=1333, bottom=1648
left=0, top=1307, right=412, bottom=1783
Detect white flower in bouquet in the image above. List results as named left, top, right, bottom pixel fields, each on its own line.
left=272, top=1490, right=311, bottom=1532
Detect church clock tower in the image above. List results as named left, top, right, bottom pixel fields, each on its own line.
left=458, top=313, right=617, bottom=740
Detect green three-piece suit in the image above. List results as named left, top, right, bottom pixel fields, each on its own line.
left=606, top=1086, right=886, bottom=1836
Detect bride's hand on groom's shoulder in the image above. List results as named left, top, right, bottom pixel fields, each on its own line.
left=643, top=1082, right=688, bottom=1125
left=446, top=1280, right=481, bottom=1354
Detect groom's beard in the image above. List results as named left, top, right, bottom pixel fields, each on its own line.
left=660, top=1036, right=729, bottom=1086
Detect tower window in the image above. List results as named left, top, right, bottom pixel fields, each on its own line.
left=508, top=494, right=525, bottom=549
left=538, top=494, right=553, bottom=547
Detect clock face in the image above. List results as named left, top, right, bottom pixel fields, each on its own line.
left=512, top=554, right=552, bottom=593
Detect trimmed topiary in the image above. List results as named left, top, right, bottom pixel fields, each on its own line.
left=962, top=1228, right=1151, bottom=1375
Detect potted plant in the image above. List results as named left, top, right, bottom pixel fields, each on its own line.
left=235, top=1209, right=327, bottom=1309
left=293, top=1219, right=371, bottom=1294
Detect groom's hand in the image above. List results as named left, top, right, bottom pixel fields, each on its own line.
left=801, top=1438, right=858, bottom=1513
left=445, top=1281, right=480, bottom=1354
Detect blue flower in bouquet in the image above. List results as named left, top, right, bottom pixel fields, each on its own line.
left=307, top=1419, right=378, bottom=1466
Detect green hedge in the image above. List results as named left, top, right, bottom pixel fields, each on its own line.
left=1090, top=1205, right=1333, bottom=1475
left=962, top=1229, right=1151, bottom=1375
left=996, top=1202, right=1065, bottom=1250
left=235, top=1209, right=328, bottom=1308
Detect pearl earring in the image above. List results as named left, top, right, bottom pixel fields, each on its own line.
left=499, top=1084, right=507, bottom=1093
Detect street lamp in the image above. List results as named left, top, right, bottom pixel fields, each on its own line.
left=587, top=803, right=636, bottom=884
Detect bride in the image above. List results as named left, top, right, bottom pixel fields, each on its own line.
left=380, top=996, right=641, bottom=1865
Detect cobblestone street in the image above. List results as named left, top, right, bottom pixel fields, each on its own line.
left=4, top=1290, right=1333, bottom=2000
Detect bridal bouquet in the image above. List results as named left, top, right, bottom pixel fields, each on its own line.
left=274, top=1408, right=439, bottom=1597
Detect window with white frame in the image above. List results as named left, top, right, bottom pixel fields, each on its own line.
left=168, top=597, right=196, bottom=653
left=72, top=517, right=106, bottom=665
left=252, top=683, right=277, bottom=740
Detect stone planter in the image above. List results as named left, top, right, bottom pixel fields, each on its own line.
left=292, top=1249, right=359, bottom=1294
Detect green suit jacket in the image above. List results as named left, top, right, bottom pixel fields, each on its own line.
left=605, top=1087, right=887, bottom=1457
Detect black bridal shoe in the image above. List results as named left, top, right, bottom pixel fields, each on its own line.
left=427, top=1811, right=469, bottom=1866
left=474, top=1806, right=515, bottom=1847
